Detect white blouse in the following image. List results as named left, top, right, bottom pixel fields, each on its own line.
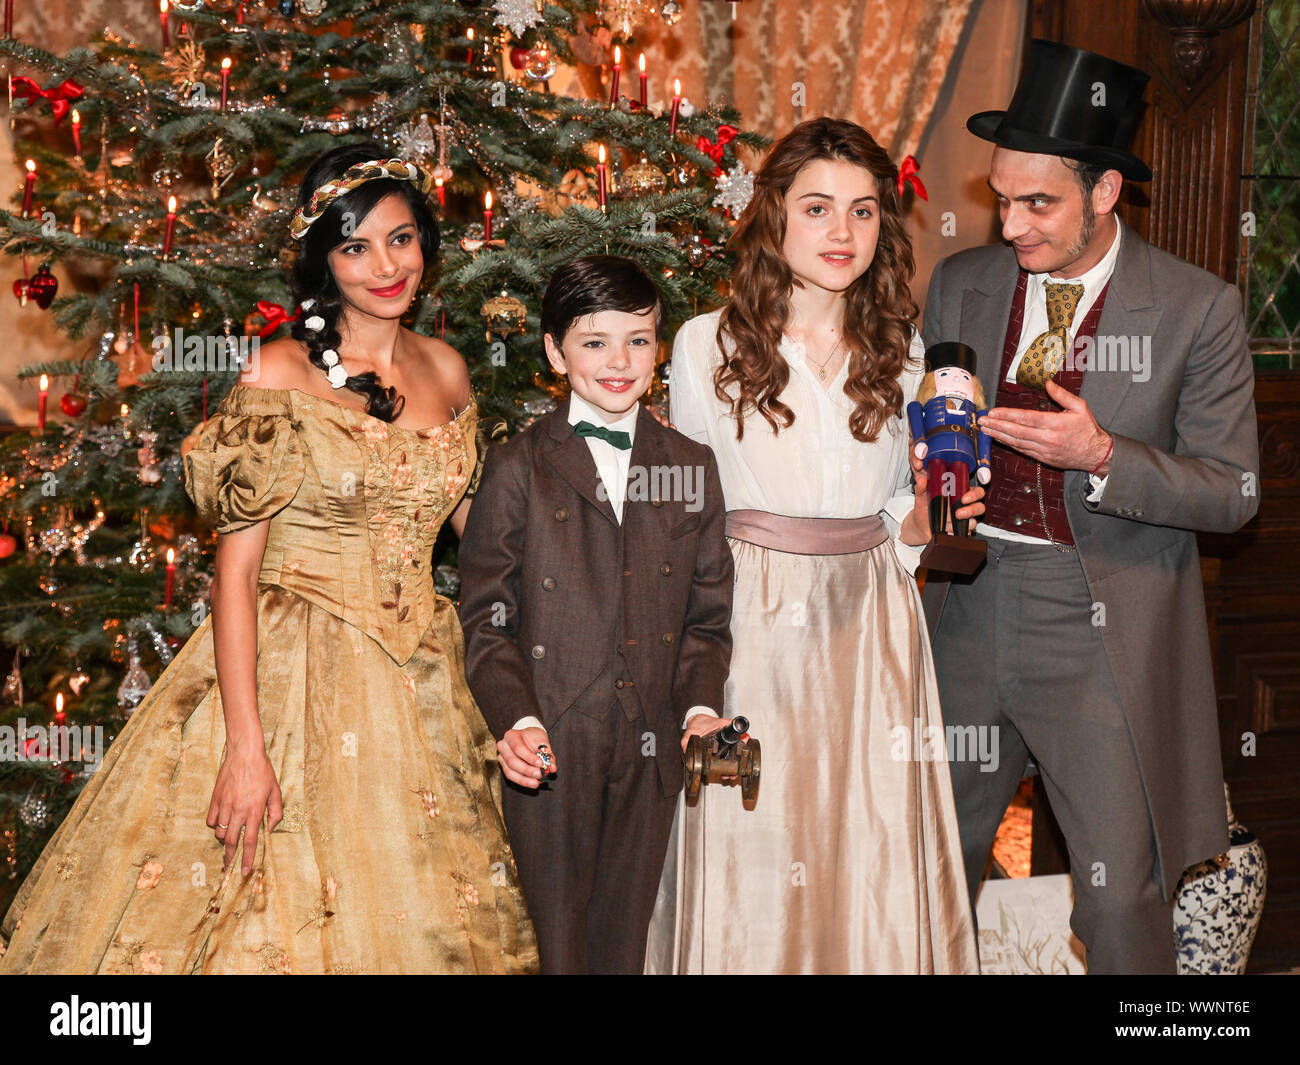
left=669, top=308, right=925, bottom=575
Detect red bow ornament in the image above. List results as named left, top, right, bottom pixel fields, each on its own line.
left=11, top=77, right=84, bottom=125
left=698, top=124, right=739, bottom=175
left=255, top=300, right=301, bottom=339
left=898, top=155, right=928, bottom=201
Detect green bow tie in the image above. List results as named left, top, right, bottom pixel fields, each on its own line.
left=573, top=420, right=632, bottom=450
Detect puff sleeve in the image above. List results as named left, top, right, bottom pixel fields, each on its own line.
left=183, top=388, right=305, bottom=534
left=464, top=408, right=508, bottom=499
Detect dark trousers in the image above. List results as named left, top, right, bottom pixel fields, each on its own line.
left=932, top=537, right=1176, bottom=974
left=502, top=705, right=677, bottom=975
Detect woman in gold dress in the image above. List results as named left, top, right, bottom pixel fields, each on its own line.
left=0, top=143, right=538, bottom=974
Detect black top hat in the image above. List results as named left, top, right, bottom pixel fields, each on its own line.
left=967, top=39, right=1151, bottom=182
left=925, top=342, right=978, bottom=376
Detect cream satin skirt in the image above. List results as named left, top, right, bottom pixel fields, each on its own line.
left=646, top=537, right=979, bottom=974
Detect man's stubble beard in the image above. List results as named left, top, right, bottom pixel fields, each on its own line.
left=1064, top=191, right=1098, bottom=263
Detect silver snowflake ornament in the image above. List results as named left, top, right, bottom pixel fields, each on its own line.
left=494, top=0, right=545, bottom=37
left=714, top=161, right=755, bottom=216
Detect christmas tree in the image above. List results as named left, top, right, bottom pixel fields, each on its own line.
left=0, top=0, right=762, bottom=902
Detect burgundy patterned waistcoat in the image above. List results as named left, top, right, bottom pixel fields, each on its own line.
left=982, top=271, right=1110, bottom=546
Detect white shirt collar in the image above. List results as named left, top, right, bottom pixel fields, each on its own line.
left=1029, top=218, right=1122, bottom=293
left=567, top=390, right=640, bottom=442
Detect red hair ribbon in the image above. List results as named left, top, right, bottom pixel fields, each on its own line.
left=11, top=77, right=84, bottom=125
left=698, top=124, right=739, bottom=174
left=255, top=300, right=301, bottom=339
left=898, top=155, right=928, bottom=200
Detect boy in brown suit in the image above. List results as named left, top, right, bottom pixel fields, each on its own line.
left=457, top=256, right=734, bottom=974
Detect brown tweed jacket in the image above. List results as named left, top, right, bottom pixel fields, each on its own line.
left=456, top=397, right=734, bottom=795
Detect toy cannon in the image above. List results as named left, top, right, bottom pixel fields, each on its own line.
left=684, top=716, right=761, bottom=811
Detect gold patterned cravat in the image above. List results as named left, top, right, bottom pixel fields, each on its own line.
left=1016, top=282, right=1085, bottom=390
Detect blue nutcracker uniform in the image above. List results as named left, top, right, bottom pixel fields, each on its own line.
left=906, top=393, right=992, bottom=532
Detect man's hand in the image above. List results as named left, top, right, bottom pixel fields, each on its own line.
left=980, top=379, right=1112, bottom=474
left=497, top=726, right=554, bottom=788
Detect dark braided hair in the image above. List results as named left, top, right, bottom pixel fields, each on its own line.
left=290, top=141, right=441, bottom=423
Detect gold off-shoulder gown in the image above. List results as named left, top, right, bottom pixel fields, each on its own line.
left=0, top=386, right=538, bottom=974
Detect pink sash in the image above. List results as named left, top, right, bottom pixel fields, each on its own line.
left=723, top=510, right=890, bottom=556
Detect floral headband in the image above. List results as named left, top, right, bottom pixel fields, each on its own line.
left=289, top=157, right=435, bottom=240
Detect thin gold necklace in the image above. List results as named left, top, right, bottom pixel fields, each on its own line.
left=804, top=336, right=844, bottom=380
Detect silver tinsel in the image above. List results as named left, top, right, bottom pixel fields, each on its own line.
left=522, top=396, right=557, bottom=417
left=143, top=623, right=175, bottom=667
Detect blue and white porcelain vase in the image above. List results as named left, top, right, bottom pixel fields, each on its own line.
left=1173, top=783, right=1267, bottom=975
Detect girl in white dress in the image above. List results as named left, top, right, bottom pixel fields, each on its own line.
left=648, top=118, right=983, bottom=974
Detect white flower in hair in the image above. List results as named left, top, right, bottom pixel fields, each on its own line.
left=300, top=298, right=316, bottom=311
left=321, top=348, right=339, bottom=366
left=327, top=364, right=348, bottom=389
left=304, top=315, right=326, bottom=332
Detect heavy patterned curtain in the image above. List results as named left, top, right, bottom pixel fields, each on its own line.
left=635, top=0, right=977, bottom=158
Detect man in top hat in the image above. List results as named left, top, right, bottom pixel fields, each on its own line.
left=921, top=38, right=1259, bottom=973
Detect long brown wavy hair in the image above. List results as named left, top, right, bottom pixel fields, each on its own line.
left=715, top=117, right=919, bottom=442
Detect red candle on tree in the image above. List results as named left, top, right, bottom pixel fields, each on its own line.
left=54, top=692, right=65, bottom=724
left=164, top=547, right=176, bottom=608
left=237, top=2, right=245, bottom=24
left=71, top=108, right=82, bottom=156
left=670, top=79, right=682, bottom=136
left=37, top=374, right=48, bottom=434
left=638, top=53, right=647, bottom=109
left=435, top=177, right=445, bottom=208
left=22, top=159, right=35, bottom=217
left=163, top=195, right=177, bottom=257
left=609, top=46, right=622, bottom=105
left=159, top=0, right=170, bottom=48
left=4, top=0, right=12, bottom=38
left=483, top=190, right=493, bottom=241
left=597, top=144, right=608, bottom=211
left=219, top=57, right=231, bottom=113
left=466, top=26, right=474, bottom=66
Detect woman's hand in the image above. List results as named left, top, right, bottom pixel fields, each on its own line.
left=898, top=451, right=987, bottom=546
left=207, top=748, right=283, bottom=877
left=649, top=407, right=676, bottom=431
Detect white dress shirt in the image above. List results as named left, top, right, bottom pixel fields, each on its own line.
left=567, top=390, right=638, bottom=523
left=511, top=390, right=715, bottom=734
left=977, top=222, right=1122, bottom=543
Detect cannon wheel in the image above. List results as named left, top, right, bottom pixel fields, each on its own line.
left=684, top=734, right=705, bottom=805
left=740, top=738, right=761, bottom=810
